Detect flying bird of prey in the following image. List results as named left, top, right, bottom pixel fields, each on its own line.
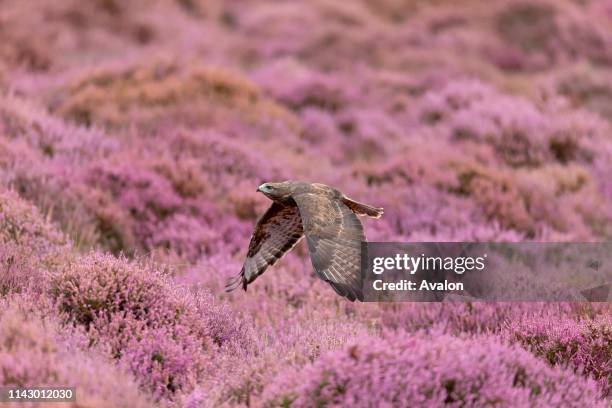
left=226, top=181, right=383, bottom=301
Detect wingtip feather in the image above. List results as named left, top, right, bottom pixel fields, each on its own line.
left=225, top=275, right=244, bottom=293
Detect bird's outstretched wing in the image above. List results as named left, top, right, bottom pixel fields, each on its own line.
left=292, top=192, right=365, bottom=301
left=226, top=202, right=303, bottom=292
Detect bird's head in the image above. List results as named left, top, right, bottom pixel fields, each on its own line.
left=257, top=182, right=292, bottom=201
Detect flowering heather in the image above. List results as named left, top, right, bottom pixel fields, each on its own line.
left=0, top=300, right=151, bottom=407
left=1, top=0, right=612, bottom=406
left=262, top=332, right=605, bottom=407
left=49, top=61, right=293, bottom=131
left=509, top=314, right=612, bottom=397
left=49, top=252, right=251, bottom=400
left=381, top=302, right=571, bottom=335
left=0, top=188, right=71, bottom=281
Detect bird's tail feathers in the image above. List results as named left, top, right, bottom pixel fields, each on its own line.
left=342, top=197, right=384, bottom=218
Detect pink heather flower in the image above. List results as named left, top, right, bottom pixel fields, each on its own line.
left=0, top=298, right=151, bottom=407
left=509, top=314, right=612, bottom=397
left=262, top=332, right=605, bottom=407
left=49, top=252, right=253, bottom=400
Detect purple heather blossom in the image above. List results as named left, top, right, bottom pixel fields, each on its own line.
left=262, top=332, right=606, bottom=407
left=509, top=315, right=612, bottom=397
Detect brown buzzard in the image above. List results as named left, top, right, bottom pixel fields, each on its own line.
left=226, top=181, right=383, bottom=301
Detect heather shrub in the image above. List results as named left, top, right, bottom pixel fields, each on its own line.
left=0, top=95, right=116, bottom=161
left=447, top=161, right=601, bottom=238
left=382, top=302, right=527, bottom=335
left=0, top=96, right=119, bottom=251
left=0, top=188, right=65, bottom=250
left=214, top=315, right=371, bottom=406
left=67, top=183, right=137, bottom=253
left=0, top=1, right=165, bottom=74
left=509, top=315, right=612, bottom=397
left=50, top=253, right=179, bottom=334
left=417, top=80, right=601, bottom=167
left=49, top=252, right=251, bottom=399
left=0, top=187, right=75, bottom=295
left=7, top=170, right=108, bottom=252
left=160, top=130, right=282, bottom=186
left=556, top=64, right=612, bottom=121
left=0, top=300, right=151, bottom=407
left=494, top=2, right=559, bottom=67
left=252, top=59, right=356, bottom=112
left=262, top=332, right=605, bottom=407
left=494, top=0, right=612, bottom=69
left=82, top=156, right=253, bottom=257
left=120, top=326, right=206, bottom=399
left=380, top=302, right=609, bottom=335
left=0, top=35, right=51, bottom=73
left=413, top=80, right=612, bottom=238
left=150, top=155, right=208, bottom=198
left=84, top=161, right=182, bottom=249
left=0, top=188, right=71, bottom=272
left=50, top=60, right=292, bottom=128
left=0, top=242, right=39, bottom=296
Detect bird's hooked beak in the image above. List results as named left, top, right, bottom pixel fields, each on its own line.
left=256, top=184, right=265, bottom=193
